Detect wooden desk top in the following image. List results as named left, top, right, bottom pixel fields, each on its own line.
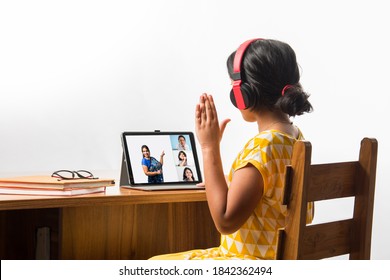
left=0, top=186, right=207, bottom=211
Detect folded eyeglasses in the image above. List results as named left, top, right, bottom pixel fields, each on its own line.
left=51, top=170, right=99, bottom=181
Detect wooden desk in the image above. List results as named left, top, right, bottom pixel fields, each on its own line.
left=0, top=186, right=220, bottom=259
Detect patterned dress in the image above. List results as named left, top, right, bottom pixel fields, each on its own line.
left=142, top=157, right=164, bottom=183
left=150, top=129, right=314, bottom=260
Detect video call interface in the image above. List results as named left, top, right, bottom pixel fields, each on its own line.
left=124, top=133, right=201, bottom=185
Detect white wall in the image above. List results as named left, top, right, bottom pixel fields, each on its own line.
left=1, top=0, right=389, bottom=259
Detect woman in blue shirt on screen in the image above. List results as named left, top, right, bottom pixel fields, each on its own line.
left=141, top=145, right=165, bottom=183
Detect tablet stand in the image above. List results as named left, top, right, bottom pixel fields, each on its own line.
left=119, top=153, right=131, bottom=187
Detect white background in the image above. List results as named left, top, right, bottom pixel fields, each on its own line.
left=0, top=0, right=389, bottom=259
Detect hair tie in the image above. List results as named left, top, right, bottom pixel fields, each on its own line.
left=281, top=85, right=294, bottom=96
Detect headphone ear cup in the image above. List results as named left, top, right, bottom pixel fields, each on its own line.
left=230, top=83, right=255, bottom=109
left=229, top=89, right=238, bottom=108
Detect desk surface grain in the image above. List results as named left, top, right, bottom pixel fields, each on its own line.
left=0, top=186, right=208, bottom=210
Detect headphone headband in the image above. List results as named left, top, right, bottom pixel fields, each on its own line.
left=231, top=38, right=263, bottom=110
left=233, top=39, right=260, bottom=79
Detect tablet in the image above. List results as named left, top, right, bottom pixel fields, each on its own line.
left=120, top=131, right=204, bottom=190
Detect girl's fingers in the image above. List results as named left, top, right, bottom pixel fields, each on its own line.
left=196, top=93, right=219, bottom=126
left=204, top=97, right=212, bottom=120
left=208, top=94, right=216, bottom=111
left=220, top=118, right=231, bottom=139
left=199, top=100, right=207, bottom=122
left=207, top=94, right=217, bottom=120
left=195, top=104, right=201, bottom=123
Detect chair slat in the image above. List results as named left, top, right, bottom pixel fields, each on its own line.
left=300, top=219, right=352, bottom=259
left=307, top=162, right=357, bottom=202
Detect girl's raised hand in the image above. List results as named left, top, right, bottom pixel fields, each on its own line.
left=195, top=94, right=230, bottom=150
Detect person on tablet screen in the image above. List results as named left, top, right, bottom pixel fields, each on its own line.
left=141, top=145, right=164, bottom=183
left=176, top=135, right=189, bottom=150
left=150, top=38, right=314, bottom=260
left=182, top=167, right=195, bottom=181
left=177, top=151, right=188, bottom=166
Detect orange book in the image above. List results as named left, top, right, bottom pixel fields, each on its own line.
left=0, top=175, right=115, bottom=190
left=0, top=186, right=106, bottom=196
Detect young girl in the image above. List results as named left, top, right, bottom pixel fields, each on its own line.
left=177, top=151, right=188, bottom=166
left=182, top=167, right=195, bottom=181
left=150, top=38, right=314, bottom=260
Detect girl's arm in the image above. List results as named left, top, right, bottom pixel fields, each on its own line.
left=195, top=94, right=263, bottom=234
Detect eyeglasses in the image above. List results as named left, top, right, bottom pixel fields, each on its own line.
left=51, top=170, right=99, bottom=181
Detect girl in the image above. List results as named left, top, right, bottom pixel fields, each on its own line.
left=177, top=151, right=188, bottom=166
left=182, top=167, right=195, bottom=181
left=151, top=38, right=314, bottom=259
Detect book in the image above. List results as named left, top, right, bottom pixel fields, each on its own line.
left=0, top=175, right=115, bottom=190
left=0, top=186, right=106, bottom=196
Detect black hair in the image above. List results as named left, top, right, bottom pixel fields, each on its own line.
left=183, top=167, right=194, bottom=181
left=227, top=39, right=313, bottom=116
left=141, top=145, right=150, bottom=157
left=178, top=151, right=187, bottom=160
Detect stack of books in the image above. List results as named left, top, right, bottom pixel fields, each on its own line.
left=0, top=175, right=115, bottom=196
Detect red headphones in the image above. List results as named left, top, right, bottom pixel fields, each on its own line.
left=230, top=38, right=263, bottom=110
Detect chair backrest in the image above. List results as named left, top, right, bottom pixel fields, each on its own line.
left=277, top=138, right=378, bottom=260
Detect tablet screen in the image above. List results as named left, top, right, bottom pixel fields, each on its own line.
left=121, top=131, right=203, bottom=185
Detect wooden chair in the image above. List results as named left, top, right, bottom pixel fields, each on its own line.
left=277, top=138, right=378, bottom=259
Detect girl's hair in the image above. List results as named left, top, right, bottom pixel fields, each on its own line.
left=227, top=39, right=313, bottom=116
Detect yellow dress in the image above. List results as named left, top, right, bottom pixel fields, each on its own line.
left=150, top=129, right=314, bottom=260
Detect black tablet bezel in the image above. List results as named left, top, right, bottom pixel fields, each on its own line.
left=121, top=131, right=203, bottom=186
